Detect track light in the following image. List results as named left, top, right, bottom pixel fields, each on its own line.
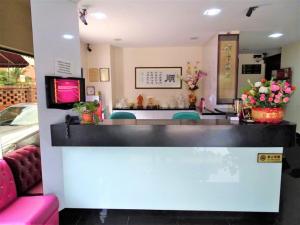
left=79, top=8, right=88, bottom=25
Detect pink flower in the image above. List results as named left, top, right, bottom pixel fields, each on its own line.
left=241, top=94, right=247, bottom=101
left=268, top=97, right=273, bottom=102
left=284, top=82, right=290, bottom=87
left=271, top=93, right=275, bottom=97
left=250, top=98, right=256, bottom=104
left=277, top=92, right=283, bottom=97
left=274, top=98, right=281, bottom=104
left=283, top=97, right=289, bottom=103
left=284, top=87, right=292, bottom=94
left=271, top=84, right=280, bottom=92
left=198, top=71, right=207, bottom=79
left=260, top=94, right=266, bottom=101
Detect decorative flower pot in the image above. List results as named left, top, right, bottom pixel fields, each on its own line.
left=81, top=112, right=94, bottom=124
left=188, top=92, right=197, bottom=109
left=251, top=107, right=284, bottom=124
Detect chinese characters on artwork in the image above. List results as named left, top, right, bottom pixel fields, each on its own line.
left=142, top=72, right=176, bottom=85
left=136, top=67, right=182, bottom=88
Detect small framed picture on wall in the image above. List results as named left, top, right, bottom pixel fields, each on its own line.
left=86, top=86, right=95, bottom=96
left=88, top=68, right=100, bottom=82
left=100, top=68, right=110, bottom=82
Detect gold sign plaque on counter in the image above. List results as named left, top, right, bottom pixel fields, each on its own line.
left=257, top=153, right=283, bottom=163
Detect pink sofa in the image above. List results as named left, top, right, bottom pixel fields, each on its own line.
left=0, top=159, right=59, bottom=225
left=3, top=145, right=43, bottom=196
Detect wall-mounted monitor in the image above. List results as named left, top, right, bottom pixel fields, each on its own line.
left=45, top=76, right=85, bottom=109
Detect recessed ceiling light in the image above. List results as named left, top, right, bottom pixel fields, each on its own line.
left=114, top=38, right=122, bottom=42
left=268, top=33, right=283, bottom=38
left=203, top=8, right=221, bottom=16
left=91, top=12, right=107, bottom=20
left=62, top=34, right=74, bottom=40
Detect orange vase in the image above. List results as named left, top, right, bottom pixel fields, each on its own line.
left=251, top=107, right=284, bottom=124
left=81, top=112, right=94, bottom=124
left=188, top=92, right=197, bottom=109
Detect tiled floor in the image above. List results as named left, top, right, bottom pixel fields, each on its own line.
left=59, top=209, right=278, bottom=225
left=60, top=137, right=300, bottom=225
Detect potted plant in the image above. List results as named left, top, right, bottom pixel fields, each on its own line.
left=73, top=101, right=99, bottom=124
left=241, top=79, right=296, bottom=123
left=182, top=62, right=207, bottom=109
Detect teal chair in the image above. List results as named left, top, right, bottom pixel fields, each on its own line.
left=109, top=112, right=136, bottom=119
left=172, top=112, right=201, bottom=121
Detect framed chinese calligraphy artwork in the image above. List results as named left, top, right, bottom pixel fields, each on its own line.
left=135, top=67, right=182, bottom=89
left=217, top=34, right=239, bottom=104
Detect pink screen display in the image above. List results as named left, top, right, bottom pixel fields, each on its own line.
left=54, top=79, right=80, bottom=104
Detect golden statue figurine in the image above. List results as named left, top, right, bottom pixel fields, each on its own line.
left=188, top=92, right=197, bottom=109
left=137, top=94, right=144, bottom=109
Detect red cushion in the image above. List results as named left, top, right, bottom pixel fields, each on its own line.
left=0, top=195, right=59, bottom=224
left=3, top=145, right=42, bottom=195
left=0, top=160, right=17, bottom=211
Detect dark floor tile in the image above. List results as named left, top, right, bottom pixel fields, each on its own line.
left=129, top=215, right=178, bottom=225
left=59, top=209, right=87, bottom=225
left=75, top=210, right=104, bottom=225
left=178, top=218, right=229, bottom=225
left=228, top=222, right=271, bottom=225
left=104, top=215, right=129, bottom=225
left=60, top=209, right=129, bottom=225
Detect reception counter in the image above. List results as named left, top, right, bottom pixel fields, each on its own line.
left=51, top=119, right=295, bottom=147
left=51, top=120, right=296, bottom=212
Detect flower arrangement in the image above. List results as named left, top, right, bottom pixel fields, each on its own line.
left=182, top=61, right=207, bottom=91
left=241, top=79, right=296, bottom=108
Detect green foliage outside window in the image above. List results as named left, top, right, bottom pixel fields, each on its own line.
left=0, top=68, right=32, bottom=86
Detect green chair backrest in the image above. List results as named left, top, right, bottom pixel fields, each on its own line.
left=172, top=112, right=201, bottom=121
left=109, top=112, right=136, bottom=119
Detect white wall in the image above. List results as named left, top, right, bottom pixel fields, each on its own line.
left=31, top=0, right=81, bottom=209
left=113, top=46, right=204, bottom=107
left=203, top=35, right=218, bottom=109
left=281, top=41, right=300, bottom=132
left=237, top=54, right=265, bottom=96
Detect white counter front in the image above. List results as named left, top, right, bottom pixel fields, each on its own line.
left=62, top=147, right=282, bottom=212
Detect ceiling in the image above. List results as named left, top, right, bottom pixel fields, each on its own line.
left=78, top=0, right=300, bottom=51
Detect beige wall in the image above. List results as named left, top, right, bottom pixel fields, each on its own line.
left=113, top=46, right=204, bottom=107
left=81, top=44, right=205, bottom=111
left=237, top=54, right=265, bottom=96
left=110, top=46, right=124, bottom=105
left=80, top=41, right=88, bottom=77
left=81, top=43, right=113, bottom=114
left=281, top=41, right=300, bottom=132
left=0, top=0, right=33, bottom=55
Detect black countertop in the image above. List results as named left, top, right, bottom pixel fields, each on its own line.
left=51, top=119, right=296, bottom=147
